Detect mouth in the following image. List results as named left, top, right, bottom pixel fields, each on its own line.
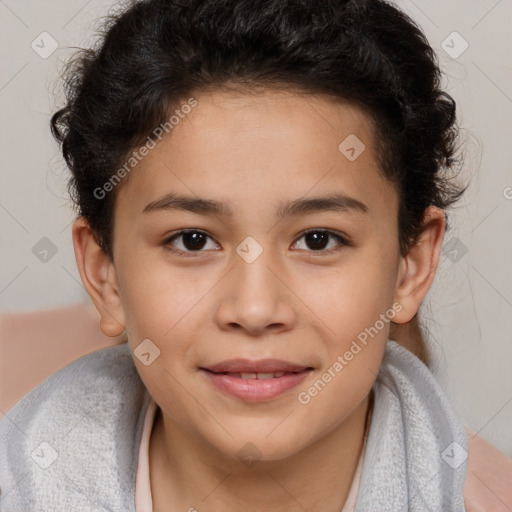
left=202, top=358, right=313, bottom=374
left=199, top=360, right=314, bottom=402
left=203, top=370, right=306, bottom=379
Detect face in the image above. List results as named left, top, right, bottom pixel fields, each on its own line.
left=110, top=88, right=403, bottom=461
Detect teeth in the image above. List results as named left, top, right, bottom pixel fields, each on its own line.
left=256, top=372, right=277, bottom=380
left=230, top=372, right=287, bottom=379
left=240, top=372, right=257, bottom=379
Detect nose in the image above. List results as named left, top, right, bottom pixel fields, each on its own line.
left=214, top=249, right=297, bottom=336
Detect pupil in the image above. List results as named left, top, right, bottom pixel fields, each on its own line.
left=183, top=232, right=206, bottom=251
left=306, top=232, right=328, bottom=250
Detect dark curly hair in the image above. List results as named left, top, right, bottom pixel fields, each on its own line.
left=51, top=0, right=464, bottom=262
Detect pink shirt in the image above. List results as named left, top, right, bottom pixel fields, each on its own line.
left=135, top=396, right=158, bottom=512
left=135, top=396, right=367, bottom=512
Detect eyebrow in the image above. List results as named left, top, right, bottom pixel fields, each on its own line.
left=142, top=192, right=369, bottom=218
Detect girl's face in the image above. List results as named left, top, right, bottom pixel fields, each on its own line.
left=110, top=89, right=404, bottom=461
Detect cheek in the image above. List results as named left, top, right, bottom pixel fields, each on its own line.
left=294, top=261, right=391, bottom=431
left=118, top=259, right=218, bottom=387
left=292, top=252, right=396, bottom=406
left=115, top=248, right=198, bottom=336
left=295, top=251, right=397, bottom=331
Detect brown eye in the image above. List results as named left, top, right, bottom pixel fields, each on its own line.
left=163, top=230, right=219, bottom=254
left=292, top=230, right=348, bottom=253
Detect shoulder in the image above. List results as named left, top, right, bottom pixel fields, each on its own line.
left=0, top=342, right=148, bottom=511
left=1, top=342, right=141, bottom=424
left=464, top=426, right=512, bottom=511
left=0, top=342, right=146, bottom=442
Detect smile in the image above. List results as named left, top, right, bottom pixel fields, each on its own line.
left=201, top=368, right=313, bottom=402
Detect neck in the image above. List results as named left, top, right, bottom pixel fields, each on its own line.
left=149, top=391, right=373, bottom=512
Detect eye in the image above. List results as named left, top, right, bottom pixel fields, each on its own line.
left=291, top=229, right=349, bottom=253
left=162, top=228, right=350, bottom=256
left=162, top=229, right=219, bottom=255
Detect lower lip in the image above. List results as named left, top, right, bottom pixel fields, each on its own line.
left=201, top=369, right=312, bottom=402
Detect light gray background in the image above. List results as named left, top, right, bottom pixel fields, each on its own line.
left=1, top=1, right=511, bottom=455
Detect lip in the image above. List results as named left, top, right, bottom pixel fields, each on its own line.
left=200, top=359, right=314, bottom=402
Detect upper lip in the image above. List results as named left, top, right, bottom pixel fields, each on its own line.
left=202, top=358, right=312, bottom=373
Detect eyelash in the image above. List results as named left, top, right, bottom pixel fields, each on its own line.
left=162, top=228, right=351, bottom=257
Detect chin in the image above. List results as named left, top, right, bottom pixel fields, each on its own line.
left=212, top=432, right=307, bottom=466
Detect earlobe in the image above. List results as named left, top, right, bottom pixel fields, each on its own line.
left=72, top=217, right=126, bottom=337
left=393, top=206, right=446, bottom=323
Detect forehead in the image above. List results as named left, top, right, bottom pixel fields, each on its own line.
left=115, top=87, right=396, bottom=220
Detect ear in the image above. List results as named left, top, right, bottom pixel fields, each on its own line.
left=393, top=206, right=445, bottom=323
left=72, top=216, right=126, bottom=337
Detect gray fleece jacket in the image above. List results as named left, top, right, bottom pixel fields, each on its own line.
left=0, top=340, right=468, bottom=511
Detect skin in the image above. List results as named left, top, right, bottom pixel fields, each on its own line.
left=72, top=88, right=445, bottom=511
